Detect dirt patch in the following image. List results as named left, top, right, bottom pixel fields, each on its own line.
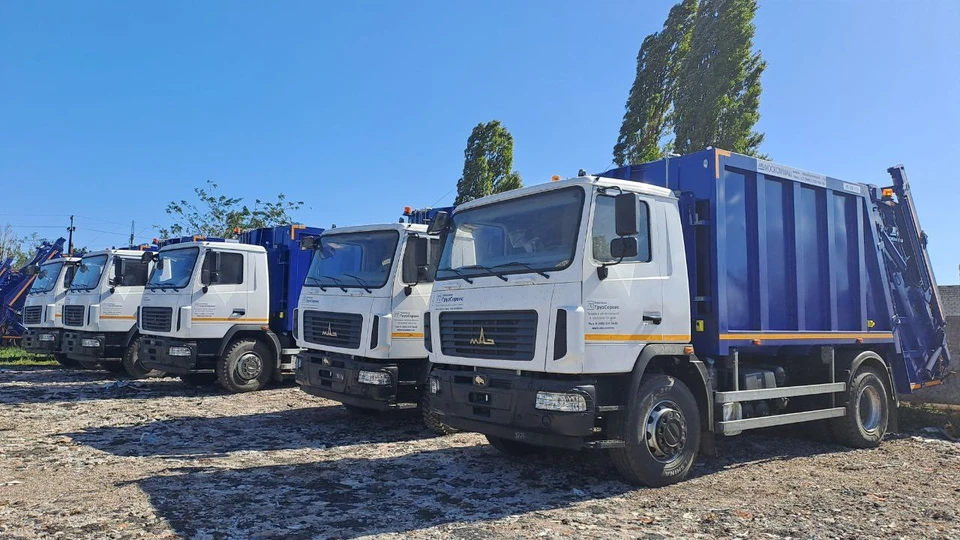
left=1, top=366, right=958, bottom=539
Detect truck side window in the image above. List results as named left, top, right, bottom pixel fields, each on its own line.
left=592, top=195, right=651, bottom=263
left=217, top=252, right=244, bottom=285
left=423, top=238, right=442, bottom=283
left=121, top=258, right=149, bottom=286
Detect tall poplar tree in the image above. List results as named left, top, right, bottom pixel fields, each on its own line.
left=454, top=121, right=522, bottom=205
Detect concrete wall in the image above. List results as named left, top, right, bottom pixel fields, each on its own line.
left=902, top=286, right=960, bottom=405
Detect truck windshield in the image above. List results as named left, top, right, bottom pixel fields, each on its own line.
left=437, top=186, right=585, bottom=280
left=70, top=255, right=108, bottom=290
left=147, top=247, right=199, bottom=289
left=29, top=261, right=65, bottom=294
left=305, top=230, right=400, bottom=290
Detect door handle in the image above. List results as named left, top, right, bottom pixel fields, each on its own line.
left=642, top=312, right=662, bottom=325
left=232, top=309, right=245, bottom=316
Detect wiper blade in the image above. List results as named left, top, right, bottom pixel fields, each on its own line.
left=320, top=275, right=348, bottom=292
left=304, top=275, right=327, bottom=291
left=492, top=261, right=550, bottom=279
left=440, top=268, right=474, bottom=284
left=459, top=264, right=508, bottom=282
left=342, top=273, right=372, bottom=293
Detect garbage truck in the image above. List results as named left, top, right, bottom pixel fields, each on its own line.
left=138, top=225, right=322, bottom=392
left=1, top=238, right=65, bottom=345
left=20, top=252, right=81, bottom=366
left=424, top=148, right=951, bottom=486
left=59, top=245, right=160, bottom=377
left=294, top=208, right=454, bottom=431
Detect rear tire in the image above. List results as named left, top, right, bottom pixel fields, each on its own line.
left=53, top=354, right=80, bottom=368
left=216, top=339, right=273, bottom=393
left=485, top=435, right=539, bottom=456
left=421, top=391, right=458, bottom=435
left=830, top=365, right=889, bottom=448
left=179, top=373, right=217, bottom=386
left=610, top=374, right=701, bottom=487
left=121, top=337, right=164, bottom=379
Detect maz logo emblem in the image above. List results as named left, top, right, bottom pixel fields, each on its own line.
left=321, top=323, right=338, bottom=337
left=473, top=374, right=488, bottom=387
left=469, top=327, right=495, bottom=346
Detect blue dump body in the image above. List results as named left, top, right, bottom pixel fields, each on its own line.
left=602, top=149, right=950, bottom=394
left=2, top=238, right=66, bottom=339
left=239, top=225, right=323, bottom=335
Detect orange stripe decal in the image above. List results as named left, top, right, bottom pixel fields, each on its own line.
left=585, top=334, right=691, bottom=342
left=191, top=317, right=270, bottom=323
left=100, top=315, right=136, bottom=320
left=391, top=332, right=424, bottom=339
left=720, top=332, right=894, bottom=341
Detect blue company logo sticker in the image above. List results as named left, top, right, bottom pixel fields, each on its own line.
left=434, top=293, right=465, bottom=310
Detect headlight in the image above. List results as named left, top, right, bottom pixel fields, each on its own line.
left=38, top=334, right=56, bottom=342
left=357, top=370, right=391, bottom=386
left=296, top=356, right=303, bottom=369
left=428, top=376, right=440, bottom=395
left=535, top=392, right=587, bottom=412
left=169, top=346, right=192, bottom=357
left=81, top=338, right=101, bottom=348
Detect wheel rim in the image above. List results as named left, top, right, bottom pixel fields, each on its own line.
left=644, top=399, right=687, bottom=463
left=236, top=352, right=263, bottom=381
left=857, top=384, right=883, bottom=433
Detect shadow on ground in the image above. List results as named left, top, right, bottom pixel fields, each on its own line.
left=128, top=430, right=852, bottom=538
left=66, top=406, right=433, bottom=458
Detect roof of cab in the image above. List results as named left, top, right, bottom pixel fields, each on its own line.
left=453, top=176, right=675, bottom=214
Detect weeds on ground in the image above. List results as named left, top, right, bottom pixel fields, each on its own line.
left=0, top=347, right=58, bottom=366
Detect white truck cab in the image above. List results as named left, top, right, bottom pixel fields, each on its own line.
left=139, top=225, right=321, bottom=393
left=60, top=247, right=159, bottom=377
left=20, top=256, right=80, bottom=366
left=294, top=222, right=448, bottom=428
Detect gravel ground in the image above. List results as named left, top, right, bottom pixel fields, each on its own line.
left=1, top=366, right=958, bottom=539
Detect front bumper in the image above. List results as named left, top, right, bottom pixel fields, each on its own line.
left=296, top=351, right=424, bottom=411
left=139, top=336, right=200, bottom=374
left=427, top=366, right=598, bottom=449
left=21, top=328, right=62, bottom=354
left=61, top=331, right=125, bottom=361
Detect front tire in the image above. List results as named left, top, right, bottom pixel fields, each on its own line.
left=216, top=339, right=273, bottom=393
left=830, top=365, right=889, bottom=448
left=610, top=374, right=701, bottom=487
left=121, top=337, right=164, bottom=379
left=53, top=354, right=80, bottom=368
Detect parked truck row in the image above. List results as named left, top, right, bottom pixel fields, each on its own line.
left=15, top=148, right=953, bottom=486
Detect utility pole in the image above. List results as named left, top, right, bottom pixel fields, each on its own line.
left=129, top=220, right=135, bottom=247
left=67, top=215, right=76, bottom=254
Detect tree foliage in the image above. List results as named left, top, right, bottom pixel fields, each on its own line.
left=454, top=121, right=523, bottom=206
left=0, top=228, right=54, bottom=268
left=613, top=0, right=697, bottom=166
left=158, top=181, right=304, bottom=239
left=672, top=0, right=766, bottom=156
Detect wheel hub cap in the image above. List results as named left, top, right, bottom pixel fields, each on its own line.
left=645, top=400, right=686, bottom=463
left=237, top=353, right=263, bottom=381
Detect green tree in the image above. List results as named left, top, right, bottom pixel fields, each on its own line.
left=672, top=0, right=766, bottom=156
left=158, top=181, right=304, bottom=239
left=613, top=0, right=697, bottom=166
left=454, top=121, right=523, bottom=205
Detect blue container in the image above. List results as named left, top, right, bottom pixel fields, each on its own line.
left=239, top=225, right=323, bottom=334
left=602, top=149, right=949, bottom=393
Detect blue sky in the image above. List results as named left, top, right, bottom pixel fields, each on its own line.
left=1, top=1, right=957, bottom=284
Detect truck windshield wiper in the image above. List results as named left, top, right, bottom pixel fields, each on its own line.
left=343, top=273, right=372, bottom=293
left=492, top=261, right=551, bottom=279
left=304, top=275, right=327, bottom=291
left=320, top=275, right=348, bottom=292
left=440, top=268, right=474, bottom=284
left=460, top=264, right=508, bottom=282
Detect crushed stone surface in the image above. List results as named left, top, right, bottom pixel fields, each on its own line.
left=1, top=366, right=958, bottom=539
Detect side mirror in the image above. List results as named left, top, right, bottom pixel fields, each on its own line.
left=300, top=236, right=317, bottom=251
left=614, top=193, right=639, bottom=237
left=426, top=211, right=449, bottom=235
left=141, top=251, right=156, bottom=264
left=110, top=257, right=124, bottom=286
left=200, top=252, right=221, bottom=286
left=25, top=264, right=39, bottom=276
left=401, top=237, right=428, bottom=286
left=610, top=237, right=639, bottom=259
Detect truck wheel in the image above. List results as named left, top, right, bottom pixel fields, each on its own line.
left=830, top=366, right=889, bottom=448
left=485, top=435, right=538, bottom=456
left=217, top=339, right=273, bottom=393
left=121, top=338, right=164, bottom=379
left=53, top=354, right=80, bottom=368
left=421, top=391, right=458, bottom=435
left=102, top=362, right=128, bottom=375
left=610, top=374, right=701, bottom=487
left=179, top=373, right=217, bottom=386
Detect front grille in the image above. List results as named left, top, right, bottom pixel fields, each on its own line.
left=303, top=310, right=363, bottom=349
left=439, top=310, right=538, bottom=361
left=63, top=305, right=85, bottom=327
left=22, top=306, right=42, bottom=325
left=141, top=307, right=173, bottom=333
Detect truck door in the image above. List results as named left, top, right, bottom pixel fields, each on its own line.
left=195, top=250, right=250, bottom=331
left=581, top=192, right=666, bottom=374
